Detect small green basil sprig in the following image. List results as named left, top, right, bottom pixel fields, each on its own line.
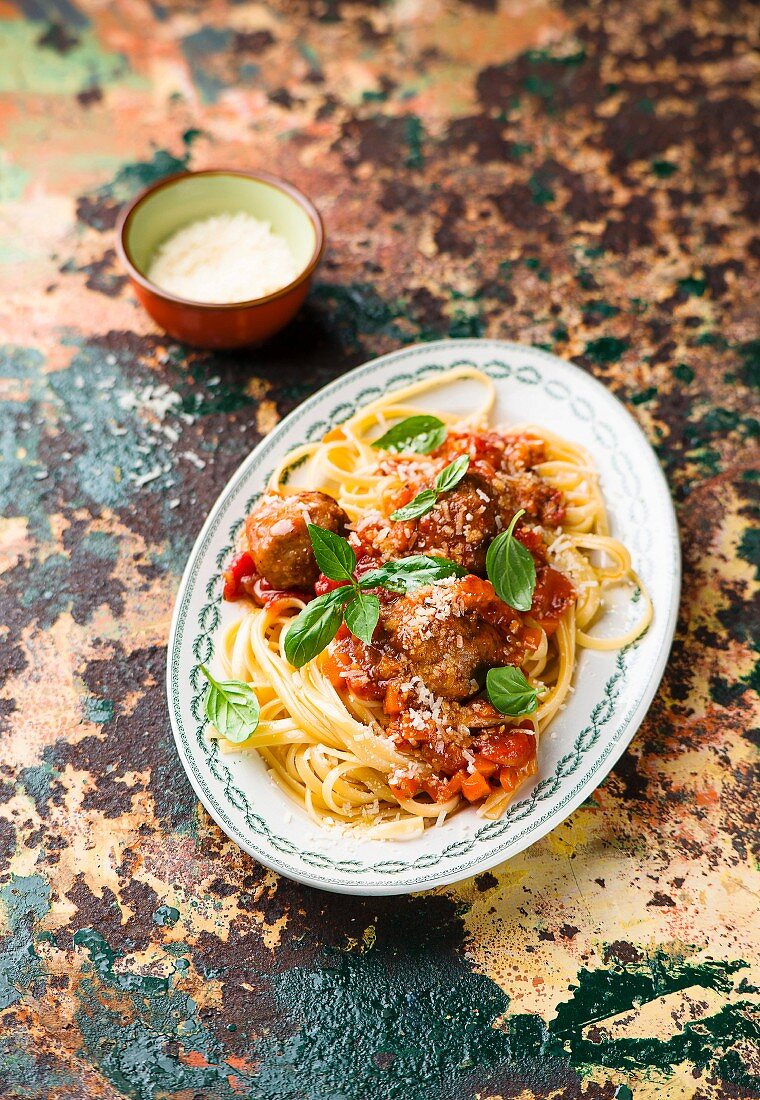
left=199, top=664, right=260, bottom=742
left=484, top=509, right=540, bottom=715
left=390, top=454, right=470, bottom=521
left=486, top=666, right=538, bottom=716
left=485, top=508, right=536, bottom=612
left=371, top=414, right=447, bottom=455
left=283, top=525, right=466, bottom=668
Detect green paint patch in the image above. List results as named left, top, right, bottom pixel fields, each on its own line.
left=695, top=331, right=729, bottom=349
left=312, top=282, right=408, bottom=350
left=585, top=300, right=620, bottom=320
left=550, top=953, right=756, bottom=1086
left=403, top=115, right=425, bottom=170
left=677, top=276, right=707, bottom=298
left=252, top=946, right=519, bottom=1098
left=0, top=22, right=139, bottom=95
left=510, top=142, right=533, bottom=159
left=448, top=308, right=483, bottom=339
left=524, top=257, right=550, bottom=281
left=528, top=172, right=554, bottom=205
left=180, top=27, right=232, bottom=104
left=630, top=387, right=657, bottom=406
left=697, top=406, right=740, bottom=435
left=85, top=697, right=115, bottom=724
left=686, top=446, right=722, bottom=477
left=673, top=363, right=694, bottom=383
left=153, top=905, right=180, bottom=927
left=584, top=337, right=628, bottom=365
left=0, top=874, right=52, bottom=1010
left=72, top=929, right=248, bottom=1100
left=737, top=339, right=760, bottom=390
left=74, top=928, right=169, bottom=995
left=737, top=528, right=760, bottom=581
left=652, top=159, right=677, bottom=178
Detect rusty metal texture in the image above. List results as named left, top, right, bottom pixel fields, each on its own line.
left=0, top=1, right=758, bottom=1098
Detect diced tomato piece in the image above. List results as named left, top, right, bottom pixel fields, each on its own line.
left=315, top=574, right=349, bottom=597
left=472, top=755, right=499, bottom=778
left=461, top=770, right=492, bottom=803
left=499, top=766, right=520, bottom=793
left=223, top=552, right=256, bottom=601
left=514, top=525, right=546, bottom=558
left=531, top=566, right=575, bottom=633
left=390, top=774, right=422, bottom=799
left=474, top=730, right=536, bottom=768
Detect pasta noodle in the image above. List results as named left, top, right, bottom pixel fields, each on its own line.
left=211, top=367, right=652, bottom=839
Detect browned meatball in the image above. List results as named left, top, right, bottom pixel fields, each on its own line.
left=245, top=491, right=348, bottom=590
left=354, top=472, right=497, bottom=576
left=381, top=575, right=527, bottom=700
left=497, top=472, right=565, bottom=528
left=414, top=473, right=497, bottom=575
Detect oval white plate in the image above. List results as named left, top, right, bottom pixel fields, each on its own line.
left=167, top=340, right=680, bottom=895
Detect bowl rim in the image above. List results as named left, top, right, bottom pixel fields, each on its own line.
left=115, top=168, right=325, bottom=311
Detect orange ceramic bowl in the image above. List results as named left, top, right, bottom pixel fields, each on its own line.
left=116, top=169, right=325, bottom=349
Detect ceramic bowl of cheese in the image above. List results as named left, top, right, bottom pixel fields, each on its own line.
left=116, top=169, right=325, bottom=349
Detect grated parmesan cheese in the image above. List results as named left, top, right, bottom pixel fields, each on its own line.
left=146, top=212, right=300, bottom=304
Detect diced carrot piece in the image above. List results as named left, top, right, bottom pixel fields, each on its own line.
left=384, top=682, right=404, bottom=716
left=438, top=770, right=466, bottom=802
left=472, top=755, right=499, bottom=778
left=461, top=771, right=492, bottom=802
left=428, top=770, right=464, bottom=805
left=323, top=647, right=351, bottom=689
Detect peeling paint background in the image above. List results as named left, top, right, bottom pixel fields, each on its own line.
left=0, top=0, right=758, bottom=1098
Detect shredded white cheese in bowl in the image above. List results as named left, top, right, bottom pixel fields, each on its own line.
left=146, top=211, right=300, bottom=305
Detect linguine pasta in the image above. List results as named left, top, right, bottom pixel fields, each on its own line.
left=210, top=367, right=652, bottom=839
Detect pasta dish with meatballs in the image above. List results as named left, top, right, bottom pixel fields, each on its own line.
left=200, top=366, right=651, bottom=839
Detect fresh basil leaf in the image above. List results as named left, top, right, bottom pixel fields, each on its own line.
left=359, top=554, right=467, bottom=593
left=284, top=587, right=350, bottom=668
left=486, top=666, right=538, bottom=716
left=307, top=523, right=356, bottom=582
left=485, top=508, right=536, bottom=612
left=199, top=665, right=260, bottom=743
left=371, top=415, right=447, bottom=455
left=344, top=590, right=380, bottom=644
left=434, top=453, right=470, bottom=494
left=390, top=489, right=438, bottom=521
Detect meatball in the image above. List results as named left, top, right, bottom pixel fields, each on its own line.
left=245, top=490, right=348, bottom=591
left=354, top=472, right=497, bottom=576
left=414, top=473, right=497, bottom=575
left=497, top=472, right=565, bottom=528
left=381, top=575, right=527, bottom=701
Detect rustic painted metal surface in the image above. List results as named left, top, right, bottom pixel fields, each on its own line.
left=0, top=0, right=758, bottom=1097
